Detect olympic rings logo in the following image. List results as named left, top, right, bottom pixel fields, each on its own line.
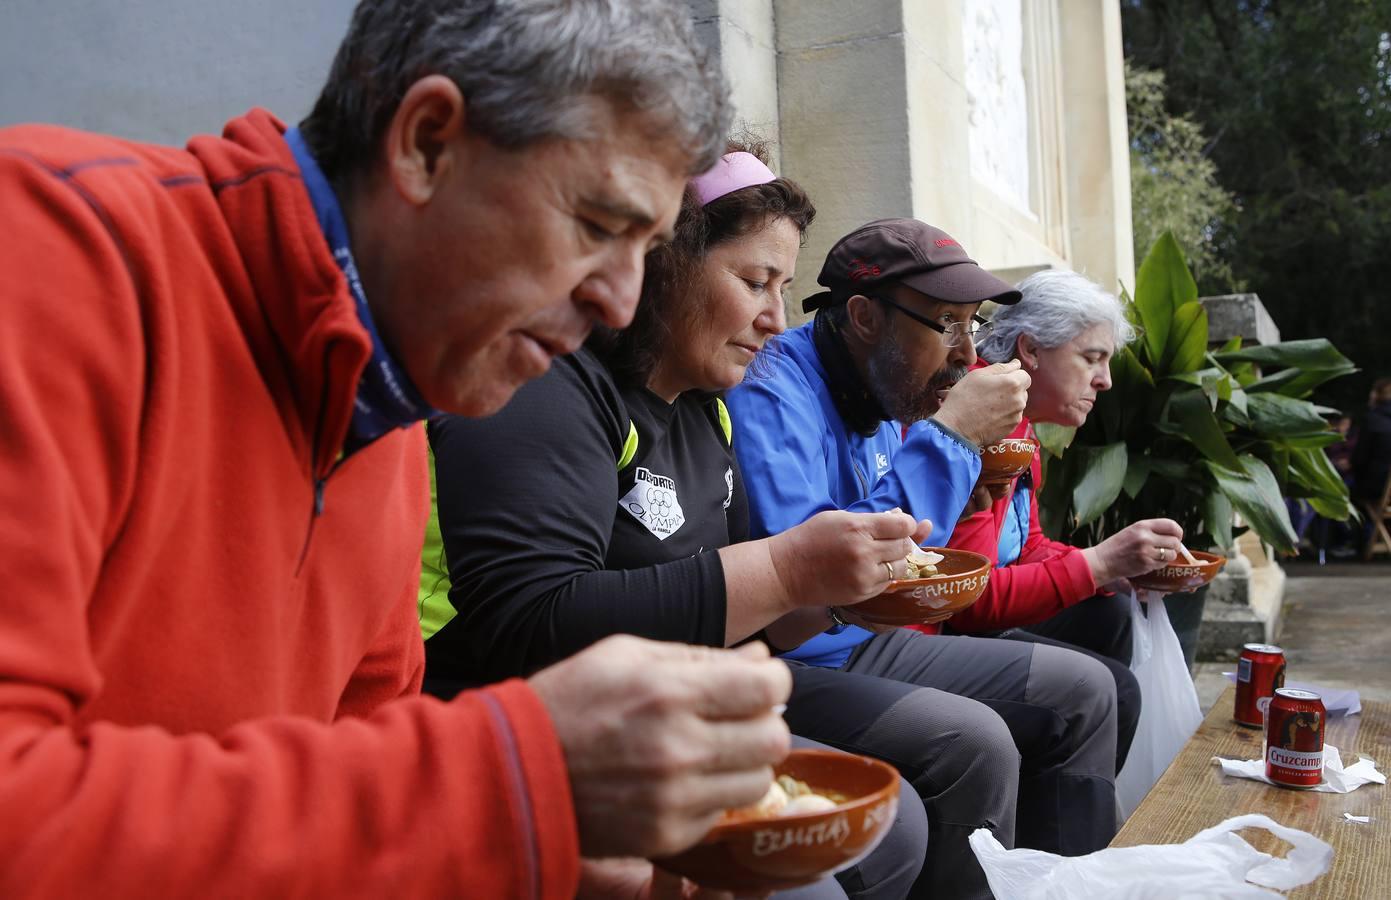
left=646, top=487, right=674, bottom=515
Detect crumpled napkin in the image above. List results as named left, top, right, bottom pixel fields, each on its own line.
left=1213, top=745, right=1386, bottom=793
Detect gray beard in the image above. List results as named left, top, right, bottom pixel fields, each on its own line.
left=866, top=331, right=947, bottom=424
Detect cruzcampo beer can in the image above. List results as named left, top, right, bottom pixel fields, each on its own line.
left=1264, top=688, right=1325, bottom=789
left=1234, top=643, right=1286, bottom=727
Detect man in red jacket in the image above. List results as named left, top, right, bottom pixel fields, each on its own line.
left=0, top=1, right=792, bottom=897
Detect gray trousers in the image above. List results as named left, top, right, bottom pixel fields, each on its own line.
left=785, top=630, right=1119, bottom=900
left=951, top=592, right=1142, bottom=771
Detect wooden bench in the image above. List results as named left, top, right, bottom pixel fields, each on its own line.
left=1112, top=685, right=1389, bottom=898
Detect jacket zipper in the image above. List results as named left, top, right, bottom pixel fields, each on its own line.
left=852, top=459, right=870, bottom=496
left=296, top=352, right=341, bottom=574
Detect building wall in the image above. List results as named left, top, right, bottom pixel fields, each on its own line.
left=694, top=0, right=1136, bottom=323
left=0, top=0, right=354, bottom=144
left=0, top=0, right=1132, bottom=315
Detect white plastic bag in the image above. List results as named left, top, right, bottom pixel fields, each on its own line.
left=1115, top=588, right=1204, bottom=817
left=969, top=813, right=1334, bottom=899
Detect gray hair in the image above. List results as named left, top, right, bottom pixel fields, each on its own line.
left=301, top=0, right=730, bottom=184
left=976, top=269, right=1136, bottom=363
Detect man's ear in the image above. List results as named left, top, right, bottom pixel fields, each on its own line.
left=844, top=293, right=886, bottom=344
left=383, top=74, right=467, bottom=206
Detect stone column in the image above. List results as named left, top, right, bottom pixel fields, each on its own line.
left=775, top=0, right=928, bottom=323
left=1057, top=0, right=1136, bottom=294
left=1199, top=292, right=1287, bottom=660
left=688, top=0, right=782, bottom=165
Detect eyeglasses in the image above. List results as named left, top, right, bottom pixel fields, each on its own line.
left=871, top=294, right=993, bottom=348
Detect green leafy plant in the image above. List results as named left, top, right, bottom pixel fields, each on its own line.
left=1036, top=232, right=1355, bottom=553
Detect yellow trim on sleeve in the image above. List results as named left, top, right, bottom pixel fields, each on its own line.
left=617, top=420, right=639, bottom=470
left=715, top=398, right=732, bottom=445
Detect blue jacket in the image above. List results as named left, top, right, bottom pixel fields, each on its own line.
left=728, top=321, right=981, bottom=667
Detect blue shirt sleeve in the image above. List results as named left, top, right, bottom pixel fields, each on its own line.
left=880, top=421, right=981, bottom=544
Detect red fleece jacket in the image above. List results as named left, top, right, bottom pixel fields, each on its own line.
left=0, top=111, right=577, bottom=898
left=910, top=418, right=1096, bottom=636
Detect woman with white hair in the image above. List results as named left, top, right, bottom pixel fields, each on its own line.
left=908, top=269, right=1186, bottom=771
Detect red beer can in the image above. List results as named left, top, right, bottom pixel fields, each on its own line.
left=1264, top=688, right=1325, bottom=789
left=1234, top=643, right=1285, bottom=727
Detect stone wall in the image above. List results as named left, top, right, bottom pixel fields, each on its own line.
left=0, top=0, right=353, bottom=144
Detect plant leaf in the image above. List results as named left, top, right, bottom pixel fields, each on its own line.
left=1038, top=452, right=1076, bottom=540
left=1277, top=432, right=1346, bottom=449
left=1286, top=447, right=1352, bottom=521
left=1134, top=232, right=1198, bottom=367
left=1149, top=459, right=1195, bottom=480
left=1122, top=455, right=1151, bottom=498
left=1246, top=365, right=1358, bottom=399
left=1202, top=489, right=1234, bottom=550
left=1204, top=455, right=1299, bottom=552
left=1167, top=366, right=1232, bottom=407
left=1160, top=302, right=1208, bottom=376
left=1167, top=389, right=1244, bottom=471
left=1033, top=423, right=1077, bottom=457
left=1227, top=386, right=1249, bottom=418
left=1070, top=442, right=1130, bottom=526
left=1100, top=345, right=1155, bottom=440
left=1214, top=338, right=1354, bottom=370
left=1244, top=393, right=1336, bottom=438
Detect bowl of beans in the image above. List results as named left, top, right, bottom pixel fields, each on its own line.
left=846, top=547, right=992, bottom=626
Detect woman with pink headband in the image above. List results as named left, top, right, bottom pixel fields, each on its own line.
left=420, top=142, right=931, bottom=898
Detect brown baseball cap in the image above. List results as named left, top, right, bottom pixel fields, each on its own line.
left=802, top=218, right=1022, bottom=313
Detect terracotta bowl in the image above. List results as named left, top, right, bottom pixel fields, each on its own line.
left=653, top=749, right=900, bottom=893
left=978, top=437, right=1039, bottom=485
left=1129, top=549, right=1226, bottom=593
left=847, top=548, right=992, bottom=626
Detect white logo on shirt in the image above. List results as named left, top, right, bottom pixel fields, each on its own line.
left=620, top=466, right=686, bottom=540
left=875, top=452, right=890, bottom=476
left=723, top=467, right=734, bottom=510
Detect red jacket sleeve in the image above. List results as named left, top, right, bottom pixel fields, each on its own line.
left=0, top=146, right=578, bottom=898
left=923, top=447, right=1096, bottom=634
left=0, top=683, right=578, bottom=898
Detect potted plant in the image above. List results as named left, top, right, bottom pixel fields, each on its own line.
left=1033, top=233, right=1354, bottom=661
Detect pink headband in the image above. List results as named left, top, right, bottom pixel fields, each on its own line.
left=691, top=151, right=777, bottom=206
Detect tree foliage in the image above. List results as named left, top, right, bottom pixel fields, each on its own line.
left=1122, top=0, right=1391, bottom=416
left=1126, top=62, right=1241, bottom=291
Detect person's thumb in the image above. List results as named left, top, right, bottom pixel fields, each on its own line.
left=729, top=641, right=773, bottom=661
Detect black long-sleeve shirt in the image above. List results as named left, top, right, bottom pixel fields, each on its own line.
left=425, top=348, right=745, bottom=686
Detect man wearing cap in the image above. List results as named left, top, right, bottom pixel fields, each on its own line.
left=728, top=218, right=1124, bottom=897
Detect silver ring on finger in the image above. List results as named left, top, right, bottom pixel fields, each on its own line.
left=1156, top=547, right=1168, bottom=562
left=883, top=561, right=896, bottom=581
